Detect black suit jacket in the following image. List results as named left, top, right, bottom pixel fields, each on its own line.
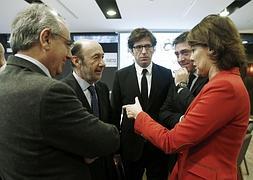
left=111, top=63, right=173, bottom=161
left=0, top=56, right=119, bottom=180
left=62, top=73, right=112, bottom=123
left=159, top=76, right=208, bottom=129
left=62, top=73, right=115, bottom=180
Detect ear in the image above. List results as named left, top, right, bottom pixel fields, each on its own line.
left=71, top=56, right=80, bottom=67
left=129, top=48, right=134, bottom=55
left=39, top=28, right=52, bottom=51
left=208, top=48, right=215, bottom=55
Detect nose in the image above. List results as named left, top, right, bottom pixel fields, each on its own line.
left=66, top=49, right=72, bottom=60
left=141, top=47, right=147, bottom=53
left=99, top=58, right=106, bottom=67
left=178, top=53, right=187, bottom=62
left=190, top=54, right=195, bottom=65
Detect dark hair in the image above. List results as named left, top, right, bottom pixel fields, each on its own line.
left=128, top=28, right=157, bottom=49
left=71, top=42, right=83, bottom=68
left=187, top=14, right=247, bottom=70
left=173, top=31, right=189, bottom=46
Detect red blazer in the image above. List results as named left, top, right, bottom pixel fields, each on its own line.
left=134, top=68, right=250, bottom=180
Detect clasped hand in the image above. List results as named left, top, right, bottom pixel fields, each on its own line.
left=123, top=97, right=143, bottom=119
left=174, top=67, right=189, bottom=85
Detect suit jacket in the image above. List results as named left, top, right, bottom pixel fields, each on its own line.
left=134, top=68, right=250, bottom=180
left=62, top=73, right=112, bottom=124
left=111, top=63, right=173, bottom=161
left=62, top=73, right=116, bottom=180
left=160, top=76, right=208, bottom=129
left=0, top=55, right=119, bottom=180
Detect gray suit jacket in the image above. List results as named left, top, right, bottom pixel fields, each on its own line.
left=0, top=55, right=119, bottom=180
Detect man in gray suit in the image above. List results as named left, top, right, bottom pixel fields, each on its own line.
left=0, top=3, right=119, bottom=180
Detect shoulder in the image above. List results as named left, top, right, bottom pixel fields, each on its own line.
left=153, top=63, right=172, bottom=74
left=61, top=73, right=74, bottom=83
left=115, top=64, right=134, bottom=74
left=96, top=81, right=110, bottom=91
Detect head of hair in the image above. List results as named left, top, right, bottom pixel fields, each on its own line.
left=187, top=14, right=247, bottom=71
left=71, top=41, right=84, bottom=68
left=128, top=28, right=157, bottom=49
left=10, top=3, right=66, bottom=54
left=173, top=31, right=189, bottom=46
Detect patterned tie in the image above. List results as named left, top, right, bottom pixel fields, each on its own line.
left=88, top=85, right=99, bottom=117
left=141, top=69, right=148, bottom=109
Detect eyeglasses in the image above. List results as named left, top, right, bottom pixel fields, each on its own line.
left=133, top=44, right=153, bottom=52
left=174, top=49, right=191, bottom=58
left=53, top=33, right=74, bottom=49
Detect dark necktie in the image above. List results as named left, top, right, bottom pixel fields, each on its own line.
left=188, top=73, right=196, bottom=89
left=141, top=69, right=148, bottom=109
left=88, top=85, right=99, bottom=117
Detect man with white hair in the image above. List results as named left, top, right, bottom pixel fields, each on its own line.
left=0, top=4, right=119, bottom=180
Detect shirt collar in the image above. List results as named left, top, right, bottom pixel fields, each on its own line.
left=15, top=54, right=51, bottom=78
left=134, top=62, right=153, bottom=75
left=73, top=71, right=93, bottom=91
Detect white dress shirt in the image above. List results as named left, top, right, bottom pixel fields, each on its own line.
left=134, top=62, right=153, bottom=97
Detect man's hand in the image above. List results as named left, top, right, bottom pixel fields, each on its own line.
left=174, top=68, right=189, bottom=85
left=123, top=97, right=143, bottom=119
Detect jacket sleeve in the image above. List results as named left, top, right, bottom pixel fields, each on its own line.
left=111, top=72, right=122, bottom=130
left=135, top=80, right=243, bottom=154
left=159, top=84, right=183, bottom=129
left=40, top=81, right=120, bottom=158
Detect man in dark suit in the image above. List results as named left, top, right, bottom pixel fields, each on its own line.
left=62, top=40, right=117, bottom=180
left=111, top=28, right=174, bottom=180
left=0, top=4, right=119, bottom=180
left=159, top=31, right=208, bottom=172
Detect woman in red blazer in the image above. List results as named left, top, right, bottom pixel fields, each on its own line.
left=124, top=15, right=250, bottom=180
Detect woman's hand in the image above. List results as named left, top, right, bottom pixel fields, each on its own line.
left=123, top=97, right=143, bottom=119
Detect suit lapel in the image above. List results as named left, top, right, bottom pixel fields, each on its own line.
left=95, top=84, right=103, bottom=119
left=64, top=74, right=91, bottom=112
left=146, top=64, right=159, bottom=110
left=129, top=65, right=141, bottom=98
left=191, top=77, right=207, bottom=95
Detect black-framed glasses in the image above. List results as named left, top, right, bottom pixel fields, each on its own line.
left=53, top=33, right=74, bottom=49
left=133, top=44, right=153, bottom=52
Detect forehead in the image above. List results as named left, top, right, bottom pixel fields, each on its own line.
left=134, top=37, right=152, bottom=45
left=175, top=42, right=191, bottom=51
left=83, top=43, right=104, bottom=56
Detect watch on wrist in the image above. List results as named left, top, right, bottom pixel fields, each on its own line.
left=176, top=82, right=187, bottom=91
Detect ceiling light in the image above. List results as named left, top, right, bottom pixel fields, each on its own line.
left=219, top=0, right=251, bottom=17
left=95, top=0, right=121, bottom=19
left=107, top=10, right=117, bottom=16
left=219, top=8, right=229, bottom=17
left=24, top=0, right=43, bottom=3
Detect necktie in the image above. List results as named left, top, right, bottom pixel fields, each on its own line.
left=88, top=85, right=99, bottom=117
left=141, top=69, right=148, bottom=109
left=188, top=73, right=196, bottom=90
